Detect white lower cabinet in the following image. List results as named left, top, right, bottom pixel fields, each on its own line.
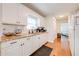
left=36, top=35, right=43, bottom=47
left=22, top=36, right=42, bottom=56
left=21, top=37, right=33, bottom=56
left=36, top=34, right=47, bottom=47
left=21, top=34, right=48, bottom=56
left=32, top=36, right=40, bottom=52
left=42, top=34, right=48, bottom=44
left=2, top=46, right=21, bottom=56
left=1, top=39, right=22, bottom=56
left=1, top=33, right=48, bottom=56
left=1, top=48, right=6, bottom=56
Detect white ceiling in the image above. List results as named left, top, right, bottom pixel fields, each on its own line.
left=24, top=3, right=79, bottom=17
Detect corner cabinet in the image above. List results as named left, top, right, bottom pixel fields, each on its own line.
left=2, top=4, right=26, bottom=25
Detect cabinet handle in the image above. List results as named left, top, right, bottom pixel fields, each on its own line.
left=38, top=37, right=40, bottom=39
left=20, top=43, right=24, bottom=46
left=20, top=44, right=22, bottom=46
left=10, top=41, right=17, bottom=44
left=22, top=43, right=24, bottom=45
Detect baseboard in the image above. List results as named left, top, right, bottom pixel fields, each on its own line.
left=48, top=40, right=54, bottom=43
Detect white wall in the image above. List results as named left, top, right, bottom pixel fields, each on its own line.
left=0, top=3, right=2, bottom=24
left=0, top=3, right=2, bottom=21
left=45, top=16, right=57, bottom=42
left=68, top=15, right=75, bottom=56
left=56, top=17, right=68, bottom=33
left=56, top=21, right=61, bottom=33
left=61, top=23, right=69, bottom=35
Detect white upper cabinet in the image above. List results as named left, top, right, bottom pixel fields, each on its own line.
left=2, top=4, right=18, bottom=24
left=2, top=4, right=26, bottom=25
left=17, top=4, right=27, bottom=25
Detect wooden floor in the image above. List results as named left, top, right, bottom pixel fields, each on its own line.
left=45, top=37, right=72, bottom=56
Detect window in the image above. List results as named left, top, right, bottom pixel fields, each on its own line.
left=27, top=15, right=40, bottom=29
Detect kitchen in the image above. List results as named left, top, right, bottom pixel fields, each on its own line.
left=0, top=3, right=79, bottom=56
left=0, top=3, right=56, bottom=56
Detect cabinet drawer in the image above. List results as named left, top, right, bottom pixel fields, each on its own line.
left=1, top=39, right=21, bottom=48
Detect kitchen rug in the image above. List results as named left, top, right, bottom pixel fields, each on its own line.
left=31, top=45, right=53, bottom=56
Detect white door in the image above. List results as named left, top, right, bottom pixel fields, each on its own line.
left=74, top=16, right=79, bottom=56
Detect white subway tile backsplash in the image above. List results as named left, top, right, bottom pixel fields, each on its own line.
left=2, top=25, right=25, bottom=33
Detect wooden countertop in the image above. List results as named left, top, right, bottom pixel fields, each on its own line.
left=1, top=32, right=48, bottom=42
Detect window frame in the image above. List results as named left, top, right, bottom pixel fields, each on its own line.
left=27, top=15, right=40, bottom=29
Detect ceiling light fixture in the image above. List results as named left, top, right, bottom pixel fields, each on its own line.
left=59, top=15, right=64, bottom=18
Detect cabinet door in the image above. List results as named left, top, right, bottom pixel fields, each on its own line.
left=31, top=36, right=40, bottom=52
left=2, top=4, right=18, bottom=24
left=4, top=46, right=21, bottom=56
left=21, top=37, right=33, bottom=56
left=41, top=34, right=48, bottom=44
left=22, top=36, right=43, bottom=56
left=1, top=39, right=22, bottom=56
left=1, top=48, right=6, bottom=56
left=36, top=34, right=47, bottom=48
left=31, top=34, right=48, bottom=55
left=17, top=4, right=27, bottom=25
left=35, top=35, right=42, bottom=47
